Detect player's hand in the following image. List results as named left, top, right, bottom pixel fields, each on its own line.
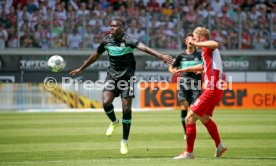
left=170, top=68, right=178, bottom=74
left=69, top=68, right=83, bottom=76
left=161, top=54, right=174, bottom=65
left=185, top=37, right=195, bottom=46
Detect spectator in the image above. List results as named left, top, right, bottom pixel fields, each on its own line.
left=211, top=0, right=225, bottom=14
left=87, top=0, right=96, bottom=11
left=76, top=2, right=89, bottom=19
left=248, top=6, right=261, bottom=21
left=241, top=0, right=255, bottom=12
left=7, top=6, right=17, bottom=26
left=91, top=35, right=101, bottom=49
left=55, top=3, right=67, bottom=24
left=226, top=29, right=239, bottom=49
left=252, top=32, right=266, bottom=50
left=0, top=23, right=8, bottom=49
left=67, top=28, right=82, bottom=49
left=51, top=19, right=64, bottom=38
left=38, top=2, right=47, bottom=19
left=100, top=0, right=110, bottom=10
left=127, top=2, right=139, bottom=18
left=161, top=0, right=173, bottom=16
left=0, top=11, right=12, bottom=29
left=241, top=30, right=252, bottom=49
left=101, top=17, right=111, bottom=34
left=20, top=30, right=34, bottom=48
left=7, top=32, right=18, bottom=48
left=186, top=7, right=197, bottom=24
left=0, top=0, right=273, bottom=50
left=52, top=36, right=63, bottom=49
left=147, top=0, right=160, bottom=13
left=27, top=0, right=38, bottom=14
left=83, top=36, right=93, bottom=49
left=28, top=9, right=39, bottom=29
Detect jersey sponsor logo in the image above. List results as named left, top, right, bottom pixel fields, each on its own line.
left=120, top=42, right=125, bottom=47
left=180, top=61, right=202, bottom=69
left=105, top=46, right=134, bottom=56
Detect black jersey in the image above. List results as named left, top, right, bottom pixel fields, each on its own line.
left=97, top=33, right=140, bottom=80
left=172, top=51, right=202, bottom=81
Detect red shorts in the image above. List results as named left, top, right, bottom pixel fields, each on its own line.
left=190, top=89, right=223, bottom=117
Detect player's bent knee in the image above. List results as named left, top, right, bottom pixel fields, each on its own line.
left=185, top=116, right=195, bottom=124
left=103, top=100, right=113, bottom=108
left=185, top=112, right=198, bottom=124
left=181, top=105, right=189, bottom=110
left=122, top=105, right=131, bottom=114
left=180, top=100, right=189, bottom=110
left=199, top=115, right=210, bottom=124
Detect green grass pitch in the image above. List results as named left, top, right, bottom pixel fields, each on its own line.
left=0, top=110, right=276, bottom=166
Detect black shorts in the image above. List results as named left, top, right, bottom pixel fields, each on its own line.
left=103, top=74, right=135, bottom=98
left=177, top=79, right=201, bottom=105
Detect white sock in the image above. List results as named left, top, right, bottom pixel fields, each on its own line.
left=112, top=119, right=119, bottom=124
left=122, top=139, right=128, bottom=143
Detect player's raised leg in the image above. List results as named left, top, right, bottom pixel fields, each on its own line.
left=103, top=91, right=119, bottom=136
left=120, top=97, right=132, bottom=154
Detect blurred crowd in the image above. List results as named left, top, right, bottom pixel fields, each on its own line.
left=0, top=0, right=275, bottom=50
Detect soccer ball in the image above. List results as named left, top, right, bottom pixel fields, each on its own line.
left=48, top=55, right=66, bottom=72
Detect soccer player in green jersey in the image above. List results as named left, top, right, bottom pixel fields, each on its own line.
left=169, top=33, right=203, bottom=140
left=70, top=18, right=174, bottom=155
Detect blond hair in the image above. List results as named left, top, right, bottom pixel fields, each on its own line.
left=193, top=27, right=210, bottom=40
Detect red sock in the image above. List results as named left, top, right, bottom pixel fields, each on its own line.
left=185, top=123, right=196, bottom=153
left=204, top=119, right=221, bottom=148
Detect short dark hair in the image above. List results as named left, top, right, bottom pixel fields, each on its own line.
left=113, top=18, right=125, bottom=28
left=185, top=33, right=193, bottom=38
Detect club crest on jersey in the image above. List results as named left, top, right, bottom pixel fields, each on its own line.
left=120, top=42, right=125, bottom=47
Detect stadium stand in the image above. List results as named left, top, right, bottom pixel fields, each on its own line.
left=0, top=0, right=275, bottom=50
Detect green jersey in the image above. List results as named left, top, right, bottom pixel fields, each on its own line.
left=172, top=51, right=202, bottom=81
left=97, top=33, right=140, bottom=80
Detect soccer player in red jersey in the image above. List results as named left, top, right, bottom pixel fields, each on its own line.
left=173, top=27, right=227, bottom=159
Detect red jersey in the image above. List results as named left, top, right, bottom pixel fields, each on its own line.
left=190, top=47, right=224, bottom=117
left=201, top=47, right=223, bottom=89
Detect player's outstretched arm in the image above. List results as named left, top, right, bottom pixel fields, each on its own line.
left=186, top=38, right=219, bottom=49
left=137, top=42, right=174, bottom=64
left=69, top=52, right=102, bottom=76
left=177, top=64, right=203, bottom=73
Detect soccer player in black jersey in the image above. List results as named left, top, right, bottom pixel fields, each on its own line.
left=70, top=18, right=174, bottom=155
left=168, top=33, right=203, bottom=140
